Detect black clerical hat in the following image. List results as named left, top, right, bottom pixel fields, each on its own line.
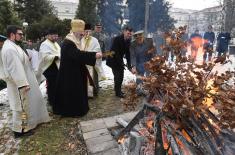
left=45, top=28, right=58, bottom=35
left=85, top=23, right=92, bottom=30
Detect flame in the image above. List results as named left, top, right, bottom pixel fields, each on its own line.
left=208, top=118, right=220, bottom=133
left=118, top=137, right=125, bottom=144
left=190, top=37, right=207, bottom=64
left=181, top=129, right=192, bottom=143
left=203, top=79, right=217, bottom=107
left=146, top=120, right=154, bottom=129
left=175, top=136, right=192, bottom=155
left=191, top=37, right=205, bottom=48
left=208, top=118, right=213, bottom=124
left=162, top=127, right=169, bottom=149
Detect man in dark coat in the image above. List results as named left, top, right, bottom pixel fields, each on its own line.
left=53, top=19, right=102, bottom=117
left=216, top=30, right=231, bottom=56
left=203, top=25, right=215, bottom=63
left=106, top=26, right=133, bottom=98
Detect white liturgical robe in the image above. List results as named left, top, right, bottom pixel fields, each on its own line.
left=1, top=40, right=50, bottom=132
left=81, top=36, right=106, bottom=97
left=37, top=39, right=60, bottom=83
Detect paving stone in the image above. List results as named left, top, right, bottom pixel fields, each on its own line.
left=102, top=147, right=121, bottom=155
left=86, top=134, right=114, bottom=146
left=123, top=111, right=138, bottom=121
left=81, top=119, right=106, bottom=133
left=102, top=117, right=118, bottom=128
left=80, top=118, right=104, bottom=127
left=102, top=112, right=137, bottom=128
left=82, top=112, right=137, bottom=155
left=87, top=140, right=118, bottom=154
left=83, top=128, right=109, bottom=140
left=91, top=147, right=121, bottom=155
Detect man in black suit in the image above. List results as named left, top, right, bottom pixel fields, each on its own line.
left=106, top=26, right=133, bottom=98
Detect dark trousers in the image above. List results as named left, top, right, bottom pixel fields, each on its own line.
left=93, top=68, right=99, bottom=96
left=218, top=51, right=227, bottom=56
left=112, top=68, right=124, bottom=95
left=43, top=62, right=58, bottom=106
left=203, top=44, right=213, bottom=61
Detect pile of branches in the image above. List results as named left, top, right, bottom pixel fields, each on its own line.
left=121, top=26, right=235, bottom=155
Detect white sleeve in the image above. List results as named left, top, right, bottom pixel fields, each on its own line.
left=39, top=43, right=56, bottom=63
left=93, top=38, right=101, bottom=52
left=2, top=49, right=29, bottom=88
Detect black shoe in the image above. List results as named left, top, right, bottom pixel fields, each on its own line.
left=14, top=130, right=34, bottom=138
left=116, top=93, right=125, bottom=98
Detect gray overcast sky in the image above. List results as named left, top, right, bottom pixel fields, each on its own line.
left=62, top=0, right=220, bottom=11
left=168, top=0, right=220, bottom=10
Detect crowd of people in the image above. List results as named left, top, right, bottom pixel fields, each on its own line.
left=153, top=25, right=231, bottom=63
left=0, top=20, right=232, bottom=138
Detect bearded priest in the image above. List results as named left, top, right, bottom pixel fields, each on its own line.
left=1, top=25, right=50, bottom=138
left=53, top=19, right=102, bottom=117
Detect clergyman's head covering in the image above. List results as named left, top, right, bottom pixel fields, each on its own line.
left=85, top=23, right=92, bottom=30
left=71, top=19, right=85, bottom=32
left=0, top=35, right=7, bottom=42
left=46, top=28, right=58, bottom=35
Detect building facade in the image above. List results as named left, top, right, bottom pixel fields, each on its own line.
left=169, top=8, right=196, bottom=30
left=169, top=6, right=223, bottom=35
left=50, top=0, right=78, bottom=20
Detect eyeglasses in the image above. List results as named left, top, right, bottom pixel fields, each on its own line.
left=16, top=33, right=24, bottom=36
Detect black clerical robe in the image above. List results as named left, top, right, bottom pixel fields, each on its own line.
left=53, top=39, right=96, bottom=117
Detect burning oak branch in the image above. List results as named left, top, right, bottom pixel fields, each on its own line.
left=119, top=26, right=235, bottom=155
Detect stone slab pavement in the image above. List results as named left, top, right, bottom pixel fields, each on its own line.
left=80, top=111, right=137, bottom=155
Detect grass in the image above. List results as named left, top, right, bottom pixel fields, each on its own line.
left=17, top=88, right=139, bottom=155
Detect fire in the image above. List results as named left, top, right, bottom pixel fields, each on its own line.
left=181, top=129, right=192, bottom=143
left=203, top=79, right=217, bottom=107
left=208, top=118, right=214, bottom=125
left=175, top=136, right=192, bottom=155
left=162, top=127, right=169, bottom=149
left=118, top=137, right=125, bottom=144
left=146, top=120, right=154, bottom=129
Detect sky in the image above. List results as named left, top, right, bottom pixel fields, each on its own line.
left=57, top=0, right=220, bottom=11
left=168, top=0, right=220, bottom=10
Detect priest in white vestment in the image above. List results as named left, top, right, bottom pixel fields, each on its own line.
left=38, top=29, right=60, bottom=107
left=81, top=24, right=106, bottom=97
left=1, top=25, right=50, bottom=137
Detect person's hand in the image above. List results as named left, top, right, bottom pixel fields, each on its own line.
left=19, top=85, right=30, bottom=94
left=131, top=67, right=137, bottom=74
left=96, top=52, right=102, bottom=59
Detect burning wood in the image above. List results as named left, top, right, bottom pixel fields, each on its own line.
left=117, top=26, right=235, bottom=155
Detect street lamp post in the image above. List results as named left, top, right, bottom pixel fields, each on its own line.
left=22, top=22, right=28, bottom=41
left=144, top=0, right=150, bottom=36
